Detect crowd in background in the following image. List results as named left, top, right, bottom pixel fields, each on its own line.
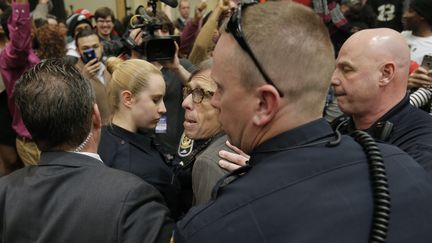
left=0, top=0, right=432, bottom=242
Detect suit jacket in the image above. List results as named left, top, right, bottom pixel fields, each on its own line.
left=0, top=151, right=173, bottom=243
left=75, top=61, right=112, bottom=125
left=192, top=134, right=230, bottom=205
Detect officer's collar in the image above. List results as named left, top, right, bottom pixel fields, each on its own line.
left=369, top=94, right=409, bottom=126
left=251, top=118, right=335, bottom=156
left=347, top=94, right=408, bottom=132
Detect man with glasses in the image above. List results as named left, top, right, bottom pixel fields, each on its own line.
left=179, top=59, right=232, bottom=205
left=174, top=1, right=432, bottom=242
left=94, top=6, right=119, bottom=41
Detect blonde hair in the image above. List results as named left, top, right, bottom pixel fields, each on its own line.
left=106, top=57, right=162, bottom=112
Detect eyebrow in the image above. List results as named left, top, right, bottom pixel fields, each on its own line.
left=151, top=94, right=164, bottom=99
left=337, top=60, right=353, bottom=68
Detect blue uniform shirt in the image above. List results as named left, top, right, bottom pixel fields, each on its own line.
left=175, top=118, right=432, bottom=243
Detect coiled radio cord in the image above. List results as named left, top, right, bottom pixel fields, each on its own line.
left=351, top=130, right=391, bottom=243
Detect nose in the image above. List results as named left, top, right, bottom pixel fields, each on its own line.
left=330, top=71, right=341, bottom=86
left=159, top=100, right=167, bottom=114
left=331, top=78, right=340, bottom=86
left=182, top=93, right=193, bottom=110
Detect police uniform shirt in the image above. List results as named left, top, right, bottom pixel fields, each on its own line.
left=174, top=118, right=432, bottom=243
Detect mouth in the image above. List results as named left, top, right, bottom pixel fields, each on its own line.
left=333, top=91, right=346, bottom=97
left=183, top=118, right=197, bottom=129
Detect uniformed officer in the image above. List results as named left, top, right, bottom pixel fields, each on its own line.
left=331, top=28, right=432, bottom=173
left=174, top=1, right=432, bottom=242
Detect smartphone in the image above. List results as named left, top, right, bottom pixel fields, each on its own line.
left=82, top=48, right=97, bottom=64
left=421, top=55, right=432, bottom=70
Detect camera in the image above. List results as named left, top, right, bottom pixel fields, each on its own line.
left=129, top=4, right=180, bottom=62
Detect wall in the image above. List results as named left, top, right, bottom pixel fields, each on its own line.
left=64, top=0, right=117, bottom=16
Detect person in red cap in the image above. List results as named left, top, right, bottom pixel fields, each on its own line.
left=74, top=8, right=93, bottom=19
left=65, top=13, right=93, bottom=62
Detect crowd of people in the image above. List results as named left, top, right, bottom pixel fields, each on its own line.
left=0, top=0, right=432, bottom=242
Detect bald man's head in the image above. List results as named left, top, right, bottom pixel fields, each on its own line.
left=343, top=28, right=410, bottom=72
left=332, top=28, right=410, bottom=121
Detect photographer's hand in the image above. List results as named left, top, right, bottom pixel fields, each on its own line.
left=82, top=59, right=100, bottom=80
left=160, top=42, right=191, bottom=85
left=129, top=28, right=145, bottom=59
left=408, top=66, right=432, bottom=89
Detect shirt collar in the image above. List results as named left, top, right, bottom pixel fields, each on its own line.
left=97, top=62, right=106, bottom=84
left=370, top=94, right=409, bottom=125
left=251, top=118, right=335, bottom=157
left=72, top=152, right=104, bottom=164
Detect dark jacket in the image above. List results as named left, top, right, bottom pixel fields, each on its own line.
left=98, top=124, right=183, bottom=220
left=175, top=119, right=432, bottom=243
left=332, top=95, right=432, bottom=173
left=0, top=151, right=173, bottom=243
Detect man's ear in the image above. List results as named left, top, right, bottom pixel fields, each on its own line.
left=120, top=90, right=134, bottom=108
left=379, top=62, right=395, bottom=86
left=92, top=103, right=102, bottom=131
left=252, top=85, right=281, bottom=126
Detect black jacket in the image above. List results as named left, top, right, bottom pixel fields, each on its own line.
left=175, top=119, right=432, bottom=242
left=98, top=124, right=183, bottom=220
left=332, top=95, right=432, bottom=173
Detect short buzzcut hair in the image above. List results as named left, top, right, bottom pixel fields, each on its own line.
left=14, top=59, right=95, bottom=151
left=229, top=1, right=335, bottom=116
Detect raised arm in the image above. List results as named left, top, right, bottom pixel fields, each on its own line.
left=188, top=0, right=231, bottom=65
left=3, top=0, right=35, bottom=68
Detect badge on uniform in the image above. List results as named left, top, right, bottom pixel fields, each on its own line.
left=178, top=133, right=194, bottom=157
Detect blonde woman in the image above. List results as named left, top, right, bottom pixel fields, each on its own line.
left=98, top=57, right=182, bottom=219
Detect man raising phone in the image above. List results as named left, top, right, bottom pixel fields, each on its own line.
left=75, top=28, right=112, bottom=125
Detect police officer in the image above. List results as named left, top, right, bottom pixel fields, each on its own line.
left=331, top=28, right=432, bottom=173
left=174, top=1, right=432, bottom=242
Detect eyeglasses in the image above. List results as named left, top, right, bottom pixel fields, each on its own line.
left=183, top=87, right=215, bottom=104
left=225, top=0, right=284, bottom=97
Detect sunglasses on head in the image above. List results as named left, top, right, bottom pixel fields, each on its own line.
left=225, top=0, right=284, bottom=97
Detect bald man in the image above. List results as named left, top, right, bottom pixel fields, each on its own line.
left=332, top=28, right=432, bottom=173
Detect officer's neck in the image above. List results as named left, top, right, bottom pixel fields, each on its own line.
left=352, top=108, right=390, bottom=130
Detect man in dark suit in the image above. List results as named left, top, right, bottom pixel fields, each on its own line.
left=175, top=0, right=190, bottom=33
left=0, top=59, right=173, bottom=243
